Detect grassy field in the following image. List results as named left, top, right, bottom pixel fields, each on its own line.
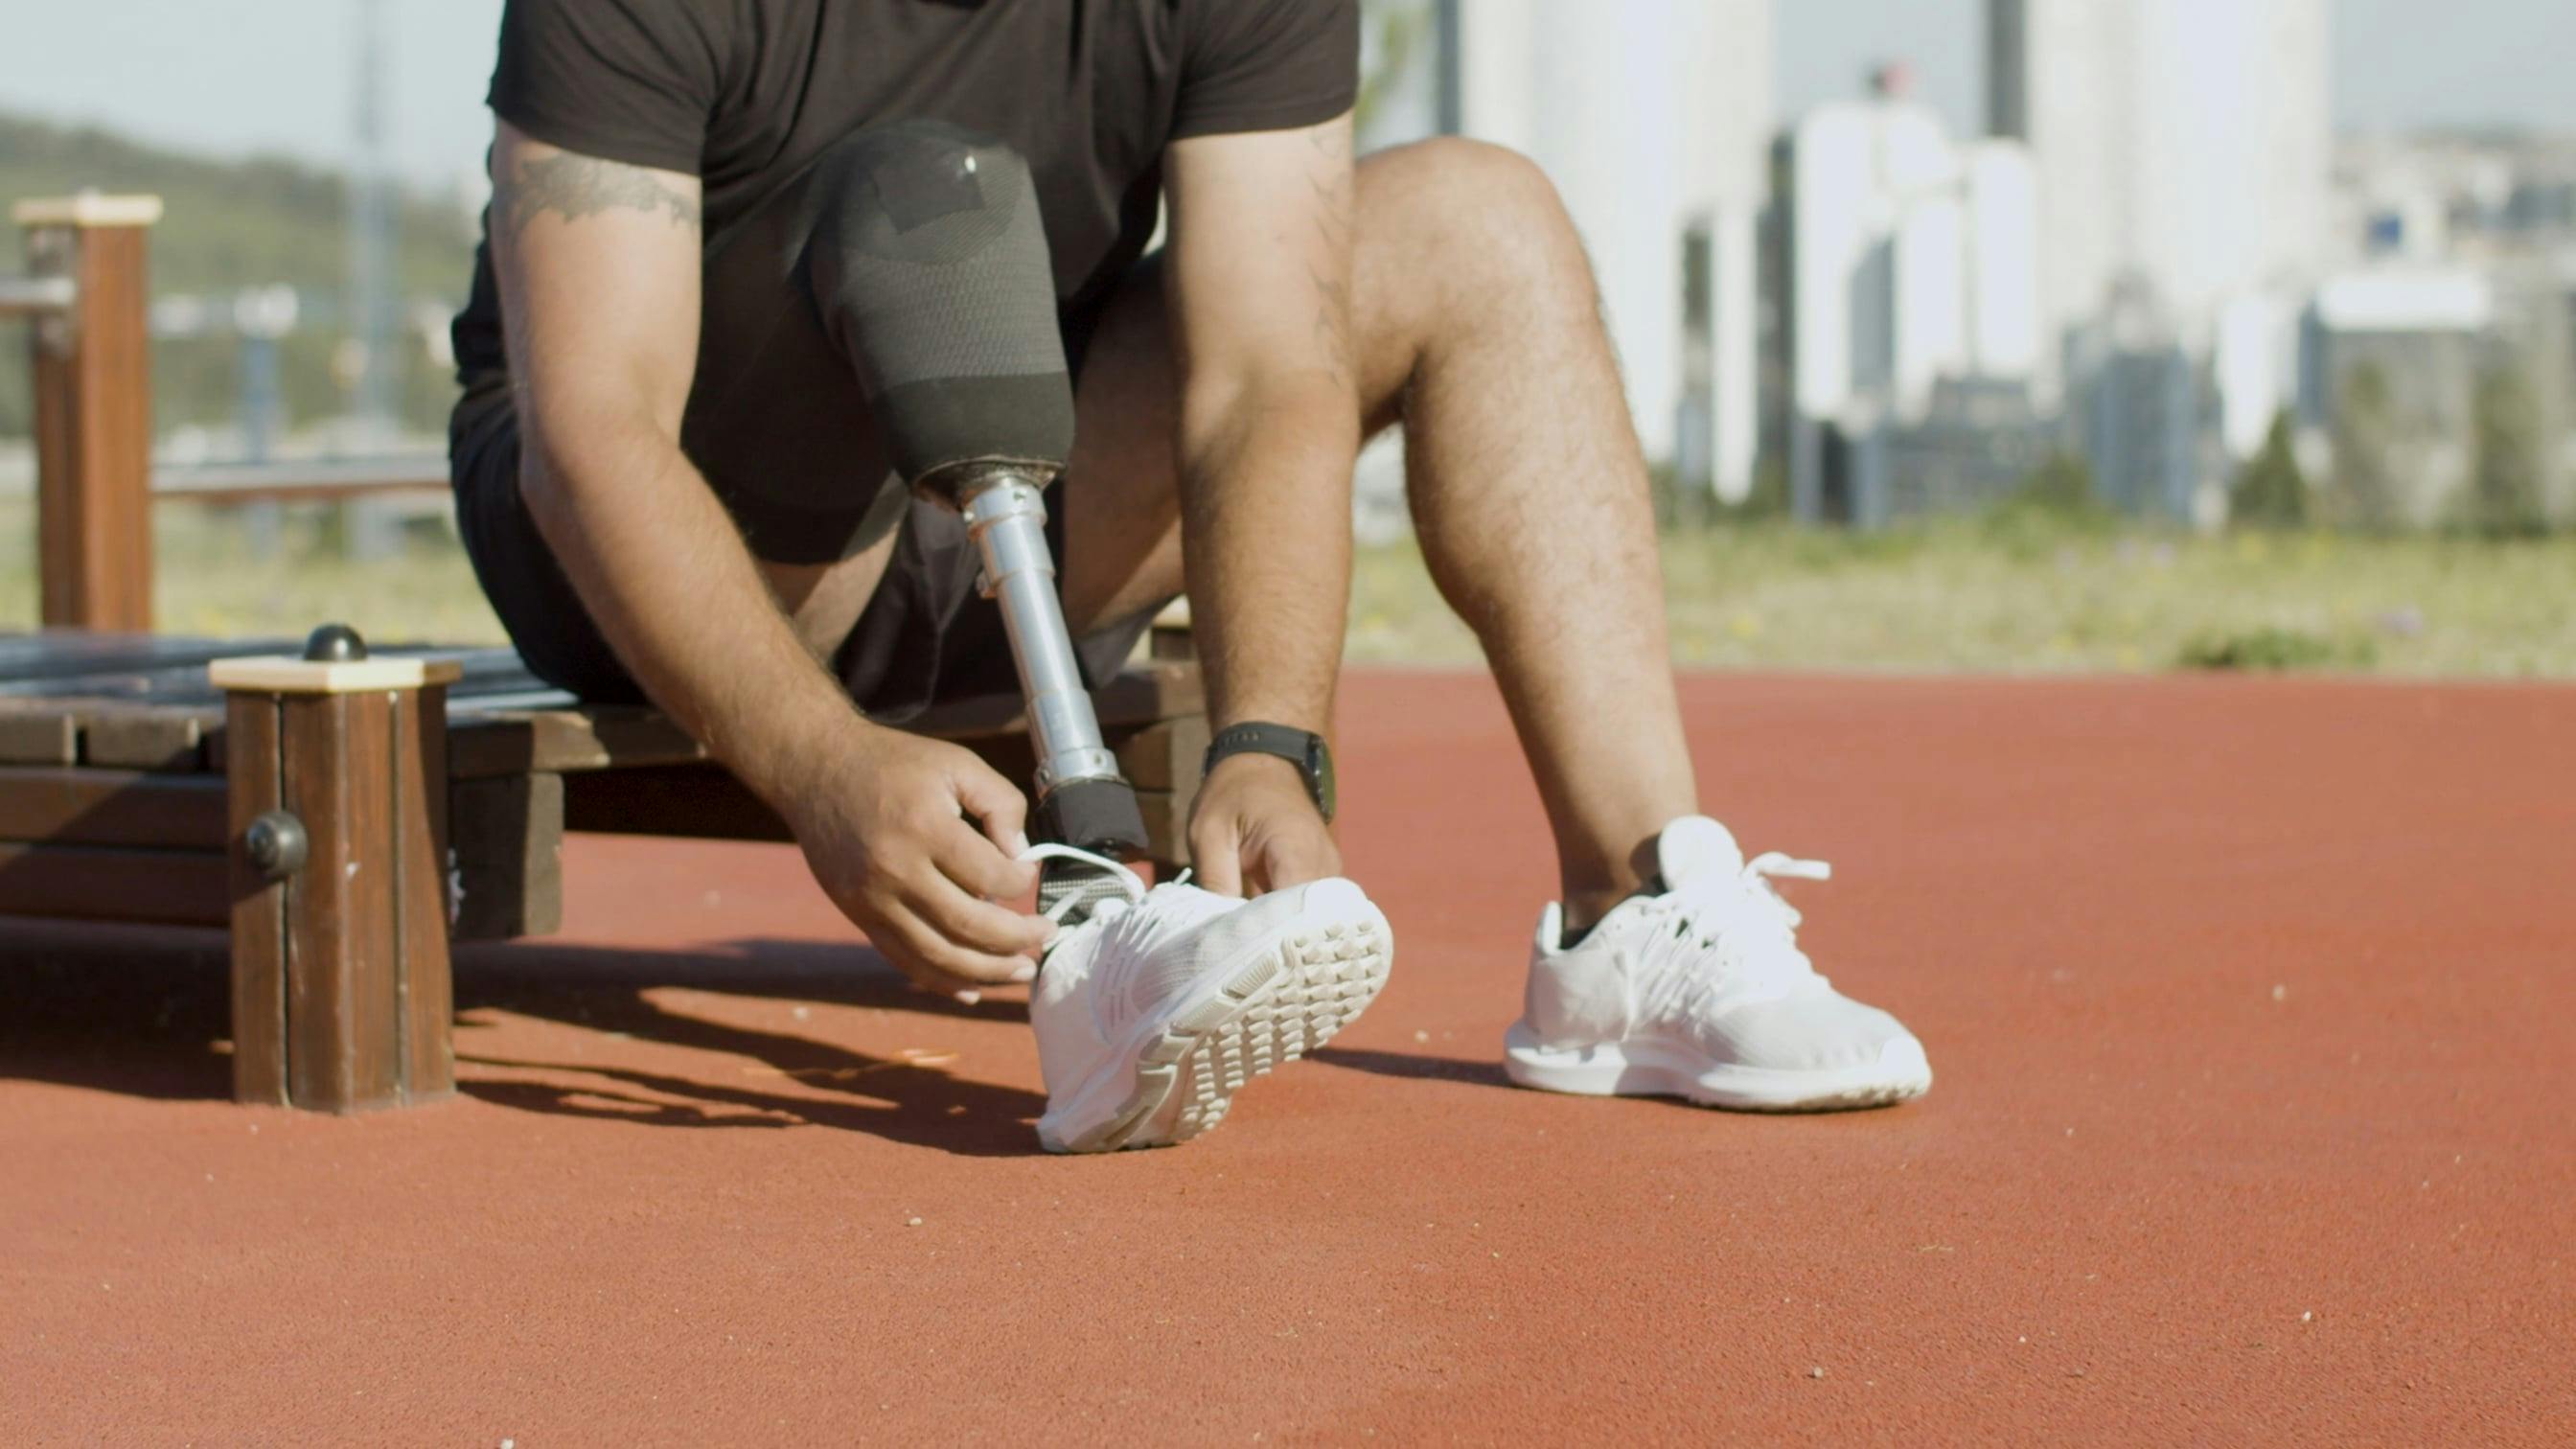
left=5, top=498, right=2572, bottom=678
left=1354, top=518, right=2576, bottom=677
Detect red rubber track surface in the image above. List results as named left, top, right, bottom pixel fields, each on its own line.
left=5, top=672, right=2571, bottom=1444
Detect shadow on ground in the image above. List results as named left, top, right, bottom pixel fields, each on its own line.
left=1309, top=1045, right=1511, bottom=1090
left=447, top=935, right=1054, bottom=1157
left=0, top=923, right=1056, bottom=1155
left=0, top=921, right=236, bottom=1101
left=0, top=921, right=1508, bottom=1155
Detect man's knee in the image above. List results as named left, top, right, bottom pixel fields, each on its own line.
left=1361, top=137, right=1591, bottom=312
left=1378, top=135, right=1561, bottom=212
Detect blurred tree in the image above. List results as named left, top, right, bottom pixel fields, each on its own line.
left=2229, top=409, right=2309, bottom=529
left=2014, top=449, right=2107, bottom=518
left=2330, top=361, right=2402, bottom=531
left=2468, top=357, right=2549, bottom=538
left=0, top=108, right=476, bottom=443
left=1721, top=457, right=1791, bottom=522
left=1977, top=449, right=2110, bottom=557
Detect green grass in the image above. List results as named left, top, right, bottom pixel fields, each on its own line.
left=5, top=501, right=2572, bottom=678
left=0, top=499, right=509, bottom=647
left=1350, top=519, right=2576, bottom=678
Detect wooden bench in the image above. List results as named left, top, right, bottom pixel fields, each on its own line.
left=0, top=625, right=1206, bottom=1114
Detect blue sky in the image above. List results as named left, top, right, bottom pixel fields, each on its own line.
left=2, top=0, right=2571, bottom=188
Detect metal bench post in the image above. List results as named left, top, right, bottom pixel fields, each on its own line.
left=212, top=629, right=461, bottom=1112
left=14, top=195, right=162, bottom=632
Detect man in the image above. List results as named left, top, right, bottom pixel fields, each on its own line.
left=452, top=0, right=1930, bottom=1153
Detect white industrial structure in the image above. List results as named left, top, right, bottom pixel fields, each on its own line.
left=1782, top=71, right=2043, bottom=519
left=1371, top=0, right=1774, bottom=500
left=1988, top=0, right=2333, bottom=448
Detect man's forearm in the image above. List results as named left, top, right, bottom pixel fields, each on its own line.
left=1178, top=377, right=1361, bottom=737
left=519, top=423, right=871, bottom=810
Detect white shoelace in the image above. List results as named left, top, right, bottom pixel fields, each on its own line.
left=1020, top=842, right=1148, bottom=924
left=1639, top=850, right=1834, bottom=1010
left=1021, top=843, right=1240, bottom=1022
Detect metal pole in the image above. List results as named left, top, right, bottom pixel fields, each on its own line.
left=349, top=0, right=396, bottom=436
left=1435, top=0, right=1463, bottom=136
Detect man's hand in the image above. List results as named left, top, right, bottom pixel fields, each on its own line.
left=784, top=723, right=1053, bottom=998
left=1188, top=753, right=1341, bottom=899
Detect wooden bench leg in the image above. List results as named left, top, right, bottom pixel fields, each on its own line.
left=217, top=633, right=459, bottom=1111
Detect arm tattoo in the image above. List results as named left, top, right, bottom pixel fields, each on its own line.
left=499, top=150, right=701, bottom=239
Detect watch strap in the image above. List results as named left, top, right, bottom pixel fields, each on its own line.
left=1203, top=722, right=1333, bottom=821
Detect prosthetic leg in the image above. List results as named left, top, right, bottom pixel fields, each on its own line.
left=807, top=121, right=1148, bottom=918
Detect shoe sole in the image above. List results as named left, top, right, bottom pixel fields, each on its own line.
left=1040, top=911, right=1392, bottom=1154
left=1501, top=1022, right=1930, bottom=1113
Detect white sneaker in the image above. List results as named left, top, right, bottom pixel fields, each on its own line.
left=1027, top=848, right=1393, bottom=1153
left=1504, top=816, right=1930, bottom=1112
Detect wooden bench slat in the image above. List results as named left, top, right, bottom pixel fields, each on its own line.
left=904, top=663, right=1205, bottom=740
left=0, top=840, right=231, bottom=926
left=450, top=773, right=564, bottom=942
left=0, top=697, right=222, bottom=770
left=0, top=702, right=80, bottom=765
left=447, top=706, right=707, bottom=780
left=86, top=705, right=221, bottom=771
left=0, top=765, right=230, bottom=848
left=226, top=693, right=289, bottom=1104
left=280, top=693, right=402, bottom=1109
left=1113, top=717, right=1208, bottom=794
left=446, top=665, right=1205, bottom=780
left=558, top=761, right=1188, bottom=865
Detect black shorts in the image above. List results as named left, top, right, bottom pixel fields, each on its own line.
left=448, top=150, right=1154, bottom=724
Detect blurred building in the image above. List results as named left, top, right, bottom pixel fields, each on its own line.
left=1989, top=0, right=2331, bottom=352
left=1843, top=378, right=2058, bottom=529
left=1360, top=0, right=1774, bottom=500
left=1989, top=0, right=2330, bottom=488
left=1774, top=68, right=2044, bottom=524
left=2069, top=287, right=2226, bottom=524
left=2336, top=130, right=2576, bottom=263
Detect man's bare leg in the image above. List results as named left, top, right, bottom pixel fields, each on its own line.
left=1060, top=138, right=1699, bottom=932
left=1354, top=141, right=1699, bottom=928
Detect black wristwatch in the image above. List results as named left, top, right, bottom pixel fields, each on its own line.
left=1204, top=723, right=1336, bottom=822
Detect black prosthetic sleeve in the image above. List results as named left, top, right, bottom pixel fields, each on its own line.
left=798, top=120, right=1077, bottom=494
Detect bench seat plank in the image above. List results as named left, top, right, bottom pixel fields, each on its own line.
left=0, top=765, right=230, bottom=848
left=0, top=702, right=81, bottom=765
left=0, top=840, right=230, bottom=926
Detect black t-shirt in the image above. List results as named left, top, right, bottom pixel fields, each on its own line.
left=450, top=0, right=1359, bottom=395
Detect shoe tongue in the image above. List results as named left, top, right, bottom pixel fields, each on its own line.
left=1656, top=816, right=1744, bottom=888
